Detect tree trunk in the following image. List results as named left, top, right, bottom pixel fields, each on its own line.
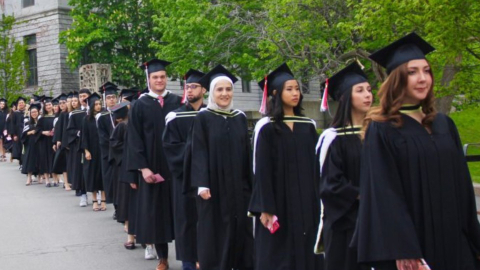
left=435, top=55, right=462, bottom=114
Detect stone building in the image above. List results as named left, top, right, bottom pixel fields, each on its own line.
left=3, top=0, right=326, bottom=125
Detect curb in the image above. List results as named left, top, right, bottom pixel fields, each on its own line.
left=474, top=183, right=480, bottom=197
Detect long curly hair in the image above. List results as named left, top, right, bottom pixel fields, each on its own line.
left=362, top=61, right=437, bottom=137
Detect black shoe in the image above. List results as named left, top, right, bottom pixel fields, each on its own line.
left=112, top=211, right=117, bottom=220
left=75, top=190, right=82, bottom=196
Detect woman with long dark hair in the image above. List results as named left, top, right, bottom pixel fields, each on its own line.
left=81, top=93, right=105, bottom=211
left=0, top=98, right=8, bottom=162
left=315, top=62, right=372, bottom=270
left=354, top=33, right=480, bottom=270
left=22, top=103, right=41, bottom=185
left=248, top=63, right=323, bottom=270
left=37, top=97, right=57, bottom=187
left=52, top=93, right=70, bottom=190
left=191, top=65, right=254, bottom=270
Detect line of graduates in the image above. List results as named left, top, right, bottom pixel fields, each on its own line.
left=3, top=32, right=480, bottom=270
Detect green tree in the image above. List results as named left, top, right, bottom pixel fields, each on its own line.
left=349, top=0, right=480, bottom=112
left=59, top=0, right=159, bottom=88
left=0, top=15, right=28, bottom=103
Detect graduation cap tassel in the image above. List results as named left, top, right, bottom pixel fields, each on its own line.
left=320, top=78, right=329, bottom=112
left=102, top=86, right=106, bottom=109
left=144, top=63, right=151, bottom=92
left=259, top=76, right=268, bottom=115
left=181, top=75, right=187, bottom=104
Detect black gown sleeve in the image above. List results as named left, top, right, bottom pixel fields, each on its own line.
left=355, top=121, right=423, bottom=264
left=446, top=116, right=480, bottom=257
left=109, top=123, right=125, bottom=166
left=80, top=117, right=89, bottom=152
left=126, top=101, right=148, bottom=170
left=53, top=114, right=63, bottom=143
left=162, top=114, right=186, bottom=179
left=320, top=138, right=359, bottom=224
left=248, top=125, right=277, bottom=216
left=190, top=113, right=210, bottom=188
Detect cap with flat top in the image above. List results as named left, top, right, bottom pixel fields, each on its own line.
left=198, top=65, right=238, bottom=90
left=369, top=32, right=435, bottom=74
left=322, top=62, right=368, bottom=101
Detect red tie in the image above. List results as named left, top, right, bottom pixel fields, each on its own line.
left=158, top=96, right=164, bottom=107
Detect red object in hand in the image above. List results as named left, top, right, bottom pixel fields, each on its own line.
left=153, top=173, right=165, bottom=183
left=269, top=215, right=280, bottom=234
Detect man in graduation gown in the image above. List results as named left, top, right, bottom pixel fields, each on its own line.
left=97, top=82, right=118, bottom=206
left=9, top=97, right=28, bottom=166
left=126, top=58, right=182, bottom=270
left=162, top=69, right=206, bottom=270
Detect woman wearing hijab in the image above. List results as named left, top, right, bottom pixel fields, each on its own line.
left=190, top=65, right=254, bottom=270
left=354, top=33, right=480, bottom=270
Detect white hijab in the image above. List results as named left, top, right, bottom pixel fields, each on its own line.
left=207, top=76, right=234, bottom=112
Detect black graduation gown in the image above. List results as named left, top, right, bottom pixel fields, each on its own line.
left=81, top=115, right=103, bottom=192
left=162, top=104, right=204, bottom=262
left=248, top=116, right=322, bottom=270
left=354, top=113, right=480, bottom=270
left=126, top=92, right=181, bottom=244
left=320, top=127, right=367, bottom=270
left=190, top=108, right=254, bottom=270
left=4, top=113, right=13, bottom=151
left=21, top=122, right=40, bottom=174
left=97, top=110, right=115, bottom=203
left=10, top=110, right=26, bottom=160
left=0, top=110, right=6, bottom=139
left=66, top=110, right=86, bottom=191
left=121, top=124, right=138, bottom=235
left=109, top=121, right=130, bottom=223
left=37, top=115, right=56, bottom=174
left=52, top=112, right=67, bottom=173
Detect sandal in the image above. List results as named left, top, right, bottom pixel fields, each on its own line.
left=64, top=183, right=72, bottom=191
left=124, top=241, right=136, bottom=250
left=100, top=200, right=107, bottom=211
left=92, top=201, right=100, bottom=211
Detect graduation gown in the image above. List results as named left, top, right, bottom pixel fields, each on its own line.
left=126, top=92, right=181, bottom=244
left=320, top=126, right=367, bottom=270
left=248, top=116, right=322, bottom=270
left=81, top=115, right=103, bottom=192
left=3, top=113, right=13, bottom=151
left=21, top=122, right=40, bottom=174
left=96, top=110, right=115, bottom=203
left=10, top=110, right=26, bottom=160
left=52, top=112, right=67, bottom=173
left=190, top=108, right=254, bottom=270
left=121, top=123, right=138, bottom=235
left=66, top=109, right=86, bottom=191
left=37, top=115, right=56, bottom=174
left=0, top=110, right=6, bottom=139
left=162, top=103, right=204, bottom=262
left=354, top=113, right=480, bottom=270
left=109, top=121, right=130, bottom=223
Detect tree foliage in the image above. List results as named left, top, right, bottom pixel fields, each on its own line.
left=61, top=0, right=480, bottom=111
left=0, top=15, right=28, bottom=103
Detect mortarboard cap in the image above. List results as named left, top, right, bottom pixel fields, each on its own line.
left=369, top=32, right=435, bottom=74
left=16, top=96, right=27, bottom=104
left=119, top=88, right=139, bottom=98
left=51, top=98, right=59, bottom=105
left=29, top=102, right=42, bottom=111
left=32, top=94, right=44, bottom=102
left=258, top=63, right=295, bottom=97
left=71, top=91, right=79, bottom=98
left=185, top=69, right=205, bottom=84
left=79, top=88, right=92, bottom=95
left=111, top=101, right=129, bottom=119
left=99, top=82, right=119, bottom=96
left=86, top=92, right=102, bottom=108
left=198, top=65, right=238, bottom=91
left=43, top=96, right=53, bottom=103
left=139, top=59, right=172, bottom=75
left=55, top=93, right=67, bottom=101
left=322, top=62, right=368, bottom=101
left=0, top=98, right=6, bottom=103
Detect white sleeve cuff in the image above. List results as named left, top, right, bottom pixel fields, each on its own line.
left=198, top=187, right=209, bottom=195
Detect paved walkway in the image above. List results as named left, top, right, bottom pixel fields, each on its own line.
left=0, top=157, right=181, bottom=270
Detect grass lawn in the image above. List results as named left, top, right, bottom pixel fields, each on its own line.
left=450, top=107, right=480, bottom=183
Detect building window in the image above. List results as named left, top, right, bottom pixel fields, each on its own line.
left=25, top=34, right=38, bottom=87
left=241, top=78, right=251, bottom=93
left=22, top=0, right=35, bottom=8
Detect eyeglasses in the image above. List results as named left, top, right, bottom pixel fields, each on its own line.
left=186, top=84, right=201, bottom=90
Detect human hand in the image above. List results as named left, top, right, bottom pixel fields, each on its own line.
left=85, top=150, right=91, bottom=160
left=130, top=183, right=137, bottom=189
left=199, top=189, right=211, bottom=200
left=13, top=136, right=18, bottom=141
left=396, top=259, right=420, bottom=270
left=141, top=168, right=155, bottom=184
left=260, top=212, right=274, bottom=229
